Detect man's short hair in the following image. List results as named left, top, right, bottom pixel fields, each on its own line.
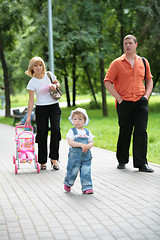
left=123, top=34, right=137, bottom=43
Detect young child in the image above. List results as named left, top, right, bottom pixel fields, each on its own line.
left=64, top=107, right=94, bottom=194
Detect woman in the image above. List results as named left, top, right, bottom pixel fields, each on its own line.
left=25, top=56, right=61, bottom=170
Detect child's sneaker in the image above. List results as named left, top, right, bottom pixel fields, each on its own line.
left=64, top=184, right=71, bottom=192
left=83, top=189, right=94, bottom=194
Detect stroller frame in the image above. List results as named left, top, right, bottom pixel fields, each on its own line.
left=13, top=125, right=40, bottom=174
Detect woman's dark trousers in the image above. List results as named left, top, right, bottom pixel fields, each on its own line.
left=35, top=103, right=61, bottom=164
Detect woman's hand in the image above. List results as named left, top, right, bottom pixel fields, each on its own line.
left=50, top=84, right=57, bottom=92
left=25, top=116, right=31, bottom=126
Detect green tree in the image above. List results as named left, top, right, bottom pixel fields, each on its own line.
left=135, top=0, right=160, bottom=90
left=1, top=0, right=159, bottom=118
left=0, top=0, right=23, bottom=116
left=107, top=0, right=160, bottom=90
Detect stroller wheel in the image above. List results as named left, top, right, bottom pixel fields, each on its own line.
left=15, top=164, right=18, bottom=174
left=13, top=155, right=16, bottom=164
left=37, top=163, right=40, bottom=173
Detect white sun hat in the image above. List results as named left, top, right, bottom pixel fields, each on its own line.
left=68, top=107, right=89, bottom=126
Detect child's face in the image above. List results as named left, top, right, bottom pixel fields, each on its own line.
left=72, top=114, right=85, bottom=129
left=24, top=141, right=31, bottom=148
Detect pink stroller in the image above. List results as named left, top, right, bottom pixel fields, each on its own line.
left=13, top=125, right=40, bottom=174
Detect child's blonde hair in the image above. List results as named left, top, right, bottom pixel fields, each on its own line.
left=72, top=111, right=86, bottom=122
left=25, top=56, right=46, bottom=77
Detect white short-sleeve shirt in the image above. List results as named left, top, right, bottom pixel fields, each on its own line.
left=26, top=71, right=58, bottom=106
left=66, top=128, right=94, bottom=143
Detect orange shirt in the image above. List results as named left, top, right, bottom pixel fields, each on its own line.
left=104, top=54, right=153, bottom=102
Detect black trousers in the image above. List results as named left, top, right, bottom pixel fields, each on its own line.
left=116, top=96, right=148, bottom=168
left=35, top=103, right=61, bottom=164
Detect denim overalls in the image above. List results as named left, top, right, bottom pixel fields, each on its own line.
left=64, top=127, right=93, bottom=192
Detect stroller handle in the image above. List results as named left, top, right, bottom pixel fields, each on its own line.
left=15, top=125, right=33, bottom=131
left=15, top=125, right=34, bottom=141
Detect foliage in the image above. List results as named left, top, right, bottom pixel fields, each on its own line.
left=0, top=0, right=160, bottom=113
left=134, top=0, right=160, bottom=90
left=89, top=100, right=101, bottom=109
left=0, top=0, right=25, bottom=116
left=0, top=0, right=23, bottom=49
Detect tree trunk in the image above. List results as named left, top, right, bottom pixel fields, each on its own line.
left=84, top=65, right=97, bottom=103
left=119, top=1, right=124, bottom=54
left=72, top=44, right=77, bottom=106
left=99, top=33, right=108, bottom=116
left=153, top=72, right=160, bottom=90
left=100, top=57, right=108, bottom=116
left=64, top=67, right=71, bottom=107
left=0, top=31, right=11, bottom=117
left=81, top=56, right=97, bottom=103
left=95, top=0, right=108, bottom=116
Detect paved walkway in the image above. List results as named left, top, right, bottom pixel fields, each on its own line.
left=0, top=123, right=160, bottom=240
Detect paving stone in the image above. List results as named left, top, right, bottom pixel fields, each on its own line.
left=0, top=123, right=160, bottom=240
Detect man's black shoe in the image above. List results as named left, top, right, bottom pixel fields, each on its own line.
left=117, top=163, right=126, bottom=169
left=139, top=164, right=154, bottom=173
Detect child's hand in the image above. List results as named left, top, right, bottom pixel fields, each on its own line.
left=81, top=144, right=89, bottom=153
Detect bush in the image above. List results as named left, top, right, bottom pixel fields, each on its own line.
left=89, top=100, right=101, bottom=109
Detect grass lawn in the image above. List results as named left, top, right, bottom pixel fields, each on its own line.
left=60, top=95, right=160, bottom=165
left=1, top=94, right=160, bottom=165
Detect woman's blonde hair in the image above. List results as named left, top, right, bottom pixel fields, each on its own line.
left=25, top=56, right=46, bottom=77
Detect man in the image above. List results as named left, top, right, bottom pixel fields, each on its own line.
left=104, top=34, right=154, bottom=172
